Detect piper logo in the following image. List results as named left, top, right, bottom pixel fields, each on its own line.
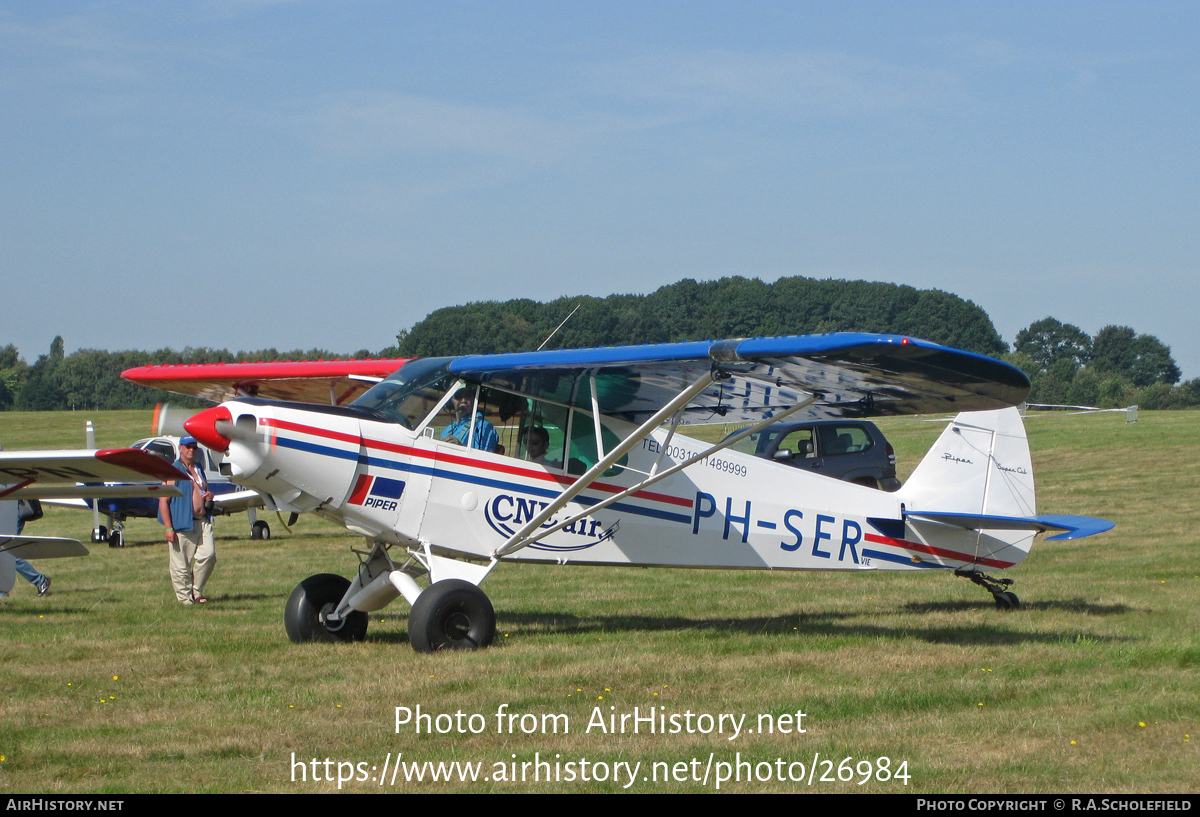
left=347, top=474, right=405, bottom=512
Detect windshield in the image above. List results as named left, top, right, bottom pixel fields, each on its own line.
left=351, top=357, right=456, bottom=429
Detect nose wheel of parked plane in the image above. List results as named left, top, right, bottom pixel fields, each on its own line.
left=955, top=567, right=1022, bottom=611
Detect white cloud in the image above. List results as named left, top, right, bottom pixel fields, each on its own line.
left=589, top=49, right=962, bottom=117
left=306, top=91, right=590, bottom=163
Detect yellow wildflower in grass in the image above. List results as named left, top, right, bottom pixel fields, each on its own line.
left=1070, top=740, right=1077, bottom=745
left=1138, top=722, right=1146, bottom=728
left=112, top=676, right=118, bottom=681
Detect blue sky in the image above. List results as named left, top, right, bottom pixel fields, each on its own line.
left=3, top=2, right=1197, bottom=377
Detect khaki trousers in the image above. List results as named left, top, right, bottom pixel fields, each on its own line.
left=169, top=517, right=215, bottom=603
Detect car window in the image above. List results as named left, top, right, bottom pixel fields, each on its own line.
left=776, top=428, right=814, bottom=458
left=816, top=425, right=873, bottom=456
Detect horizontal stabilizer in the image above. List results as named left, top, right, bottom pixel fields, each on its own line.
left=906, top=511, right=1115, bottom=541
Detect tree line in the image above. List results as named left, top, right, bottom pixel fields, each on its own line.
left=3, top=277, right=1195, bottom=411
left=390, top=276, right=1009, bottom=357
left=0, top=339, right=375, bottom=412
left=1008, top=318, right=1197, bottom=410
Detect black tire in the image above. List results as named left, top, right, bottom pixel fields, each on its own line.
left=108, top=530, right=124, bottom=548
left=91, top=526, right=108, bottom=544
left=994, top=591, right=1021, bottom=611
left=408, top=580, right=496, bottom=653
left=284, top=573, right=368, bottom=643
left=252, top=521, right=270, bottom=540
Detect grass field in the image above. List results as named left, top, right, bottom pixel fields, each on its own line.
left=0, top=409, right=1196, bottom=793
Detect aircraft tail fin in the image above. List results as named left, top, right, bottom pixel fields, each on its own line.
left=894, top=408, right=1112, bottom=570
left=899, top=408, right=1036, bottom=520
left=895, top=408, right=1040, bottom=569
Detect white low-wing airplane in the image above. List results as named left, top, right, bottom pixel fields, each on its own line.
left=128, top=334, right=1112, bottom=652
left=0, top=449, right=185, bottom=596
left=42, top=421, right=272, bottom=547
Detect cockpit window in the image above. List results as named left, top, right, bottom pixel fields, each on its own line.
left=135, top=439, right=177, bottom=463
left=351, top=357, right=456, bottom=430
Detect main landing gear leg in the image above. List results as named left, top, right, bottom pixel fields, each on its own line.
left=955, top=567, right=1021, bottom=611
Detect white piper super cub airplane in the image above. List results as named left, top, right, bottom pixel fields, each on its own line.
left=125, top=333, right=1113, bottom=652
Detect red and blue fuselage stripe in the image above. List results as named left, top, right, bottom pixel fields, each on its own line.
left=268, top=429, right=694, bottom=525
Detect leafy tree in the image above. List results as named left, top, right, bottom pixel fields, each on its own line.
left=1014, top=318, right=1092, bottom=371
left=0, top=344, right=26, bottom=410
left=15, top=337, right=66, bottom=411
left=1090, top=325, right=1180, bottom=387
left=394, top=276, right=1009, bottom=357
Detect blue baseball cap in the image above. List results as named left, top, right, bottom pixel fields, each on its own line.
left=180, top=436, right=199, bottom=447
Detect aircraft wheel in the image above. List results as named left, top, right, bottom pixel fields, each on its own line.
left=108, top=530, right=124, bottom=548
left=284, top=573, right=367, bottom=643
left=251, top=520, right=270, bottom=540
left=408, top=580, right=496, bottom=653
left=91, top=526, right=108, bottom=544
left=994, top=591, right=1021, bottom=611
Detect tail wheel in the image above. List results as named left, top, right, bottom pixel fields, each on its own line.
left=994, top=591, right=1021, bottom=611
left=408, top=580, right=496, bottom=653
left=284, top=573, right=368, bottom=643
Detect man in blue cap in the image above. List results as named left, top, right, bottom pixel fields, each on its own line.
left=157, top=436, right=216, bottom=604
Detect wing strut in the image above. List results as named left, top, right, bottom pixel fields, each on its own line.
left=492, top=379, right=818, bottom=559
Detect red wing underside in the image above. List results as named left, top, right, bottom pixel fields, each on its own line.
left=122, top=359, right=411, bottom=405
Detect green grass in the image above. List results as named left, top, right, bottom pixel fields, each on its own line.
left=0, top=409, right=1197, bottom=792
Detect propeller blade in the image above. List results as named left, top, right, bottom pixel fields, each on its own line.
left=152, top=403, right=194, bottom=438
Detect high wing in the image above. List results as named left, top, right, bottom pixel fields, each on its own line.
left=444, top=332, right=1030, bottom=423
left=0, top=449, right=185, bottom=501
left=122, top=358, right=411, bottom=405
